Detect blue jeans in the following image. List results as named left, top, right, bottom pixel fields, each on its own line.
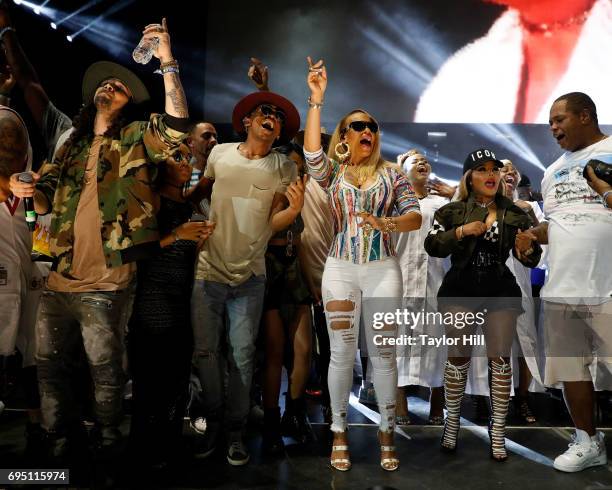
left=191, top=275, right=265, bottom=431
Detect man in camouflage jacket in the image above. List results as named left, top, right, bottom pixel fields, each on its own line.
left=9, top=19, right=190, bottom=456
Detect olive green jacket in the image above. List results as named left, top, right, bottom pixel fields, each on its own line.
left=36, top=113, right=185, bottom=276
left=424, top=193, right=542, bottom=269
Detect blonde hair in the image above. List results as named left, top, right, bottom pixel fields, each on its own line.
left=455, top=168, right=507, bottom=202
left=327, top=109, right=389, bottom=183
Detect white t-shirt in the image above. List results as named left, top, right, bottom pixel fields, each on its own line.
left=195, top=143, right=297, bottom=285
left=540, top=136, right=612, bottom=303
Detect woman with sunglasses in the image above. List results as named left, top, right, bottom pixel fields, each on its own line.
left=424, top=149, right=541, bottom=462
left=128, top=143, right=215, bottom=472
left=303, top=57, right=422, bottom=472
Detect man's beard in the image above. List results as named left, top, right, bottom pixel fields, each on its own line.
left=94, top=92, right=112, bottom=110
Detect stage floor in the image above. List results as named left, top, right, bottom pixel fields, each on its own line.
left=2, top=392, right=612, bottom=489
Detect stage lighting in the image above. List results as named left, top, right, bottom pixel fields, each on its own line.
left=68, top=0, right=135, bottom=41
left=66, top=35, right=72, bottom=42
left=14, top=0, right=23, bottom=4
left=50, top=22, right=56, bottom=29
left=34, top=8, right=41, bottom=14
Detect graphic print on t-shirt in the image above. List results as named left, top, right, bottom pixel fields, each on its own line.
left=552, top=157, right=610, bottom=208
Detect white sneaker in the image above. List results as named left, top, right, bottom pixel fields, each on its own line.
left=190, top=417, right=207, bottom=435
left=553, top=429, right=607, bottom=472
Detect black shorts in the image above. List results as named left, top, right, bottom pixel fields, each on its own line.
left=263, top=245, right=312, bottom=311
left=437, top=264, right=524, bottom=314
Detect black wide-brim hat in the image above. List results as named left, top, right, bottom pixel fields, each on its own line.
left=82, top=61, right=150, bottom=105
left=232, top=91, right=300, bottom=143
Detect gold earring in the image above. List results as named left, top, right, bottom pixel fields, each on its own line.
left=335, top=141, right=350, bottom=163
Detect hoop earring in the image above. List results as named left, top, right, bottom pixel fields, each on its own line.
left=335, top=141, right=351, bottom=163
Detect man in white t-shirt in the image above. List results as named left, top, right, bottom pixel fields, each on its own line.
left=188, top=91, right=305, bottom=465
left=521, top=92, right=612, bottom=472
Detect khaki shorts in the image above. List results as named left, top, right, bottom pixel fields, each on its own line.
left=543, top=300, right=612, bottom=386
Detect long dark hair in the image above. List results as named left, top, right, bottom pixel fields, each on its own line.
left=68, top=101, right=142, bottom=146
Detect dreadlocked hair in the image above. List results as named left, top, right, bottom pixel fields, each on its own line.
left=68, top=101, right=142, bottom=146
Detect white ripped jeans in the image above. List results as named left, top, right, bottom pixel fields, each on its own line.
left=322, top=257, right=402, bottom=433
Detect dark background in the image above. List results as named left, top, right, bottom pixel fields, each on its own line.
left=10, top=0, right=607, bottom=187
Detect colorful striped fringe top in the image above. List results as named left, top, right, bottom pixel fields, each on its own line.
left=304, top=147, right=420, bottom=264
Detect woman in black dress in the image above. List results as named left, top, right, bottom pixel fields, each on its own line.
left=128, top=143, right=214, bottom=470
left=424, top=148, right=541, bottom=462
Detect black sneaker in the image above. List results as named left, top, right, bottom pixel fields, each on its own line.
left=227, top=432, right=250, bottom=466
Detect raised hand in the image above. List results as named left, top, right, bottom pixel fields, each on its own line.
left=306, top=56, right=327, bottom=102
left=142, top=17, right=173, bottom=63
left=248, top=57, right=269, bottom=91
left=428, top=179, right=456, bottom=200
left=286, top=174, right=308, bottom=213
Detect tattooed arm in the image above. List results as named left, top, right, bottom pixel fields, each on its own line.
left=140, top=17, right=189, bottom=118
left=163, top=71, right=189, bottom=118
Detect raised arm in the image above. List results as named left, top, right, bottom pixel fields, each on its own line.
left=304, top=56, right=326, bottom=153
left=141, top=18, right=188, bottom=119
left=247, top=57, right=270, bottom=91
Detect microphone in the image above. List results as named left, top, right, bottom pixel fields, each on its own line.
left=17, top=172, right=37, bottom=231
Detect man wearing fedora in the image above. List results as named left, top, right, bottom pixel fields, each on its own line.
left=189, top=91, right=305, bottom=465
left=9, top=18, right=189, bottom=458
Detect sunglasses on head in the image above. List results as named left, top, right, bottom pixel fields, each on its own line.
left=256, top=104, right=286, bottom=123
left=346, top=120, right=379, bottom=134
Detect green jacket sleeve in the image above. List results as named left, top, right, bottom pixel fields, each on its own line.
left=424, top=207, right=467, bottom=258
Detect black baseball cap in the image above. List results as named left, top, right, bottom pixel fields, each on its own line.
left=463, top=148, right=504, bottom=174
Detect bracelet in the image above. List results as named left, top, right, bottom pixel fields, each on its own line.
left=458, top=225, right=464, bottom=240
left=160, top=59, right=178, bottom=69
left=160, top=66, right=180, bottom=75
left=171, top=229, right=180, bottom=242
left=308, top=96, right=324, bottom=109
left=0, top=27, right=15, bottom=43
left=381, top=217, right=398, bottom=233
left=603, top=190, right=612, bottom=209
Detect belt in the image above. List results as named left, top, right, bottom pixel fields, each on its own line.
left=470, top=250, right=501, bottom=268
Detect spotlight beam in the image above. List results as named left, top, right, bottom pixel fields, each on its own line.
left=69, top=0, right=135, bottom=40
left=53, top=0, right=103, bottom=28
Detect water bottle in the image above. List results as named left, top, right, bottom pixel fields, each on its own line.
left=132, top=35, right=159, bottom=64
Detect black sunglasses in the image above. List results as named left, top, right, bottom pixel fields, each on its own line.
left=346, top=121, right=379, bottom=133
left=172, top=150, right=192, bottom=162
left=257, top=104, right=286, bottom=123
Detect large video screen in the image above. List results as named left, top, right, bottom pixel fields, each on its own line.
left=204, top=0, right=611, bottom=184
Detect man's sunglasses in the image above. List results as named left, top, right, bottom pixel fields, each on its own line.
left=256, top=104, right=286, bottom=123
left=202, top=131, right=217, bottom=141
left=346, top=121, right=379, bottom=133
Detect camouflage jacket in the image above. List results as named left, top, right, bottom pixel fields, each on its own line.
left=424, top=193, right=542, bottom=269
left=36, top=114, right=185, bottom=276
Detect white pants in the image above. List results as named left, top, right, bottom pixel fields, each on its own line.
left=322, top=257, right=402, bottom=433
